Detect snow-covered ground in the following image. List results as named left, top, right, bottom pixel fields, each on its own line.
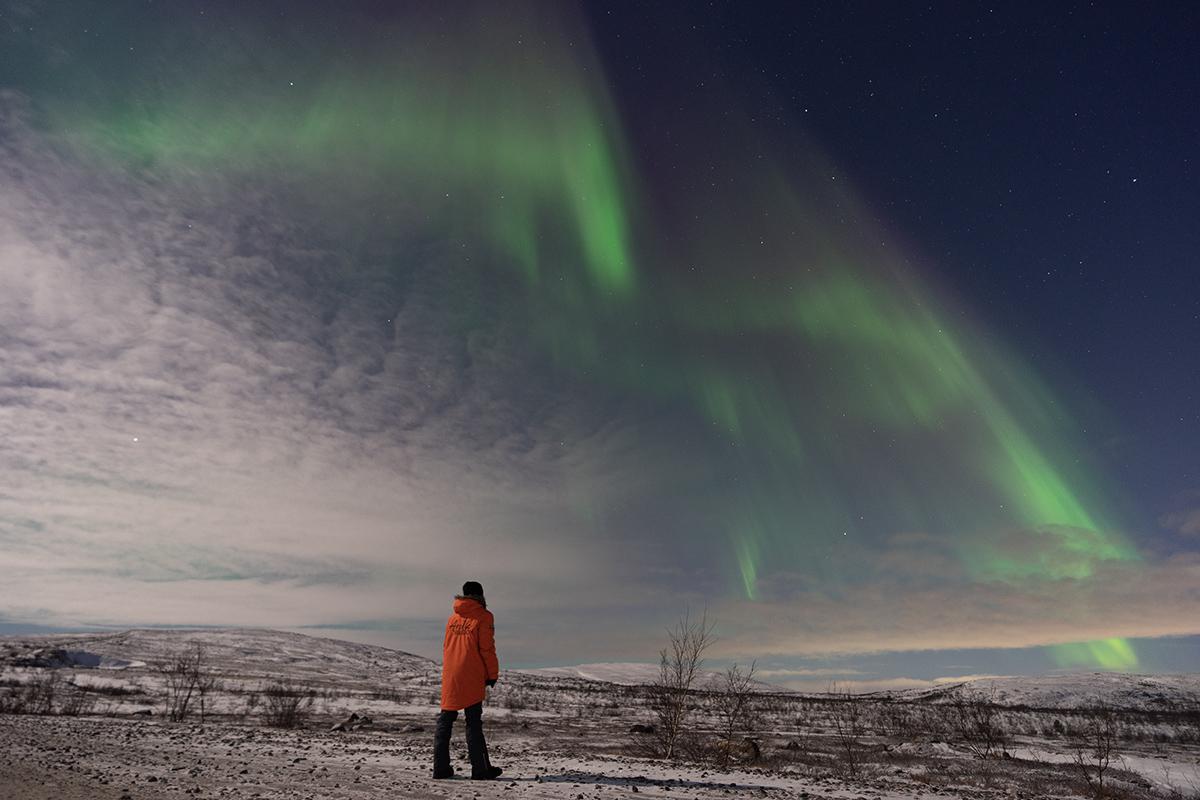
left=1008, top=742, right=1200, bottom=795
left=0, top=714, right=949, bottom=800
left=1, top=628, right=1198, bottom=799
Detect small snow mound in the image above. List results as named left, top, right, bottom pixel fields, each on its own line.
left=14, top=648, right=143, bottom=670
left=63, top=651, right=144, bottom=670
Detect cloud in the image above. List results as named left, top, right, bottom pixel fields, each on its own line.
left=1161, top=508, right=1200, bottom=537
left=0, top=93, right=626, bottom=645
left=754, top=667, right=867, bottom=679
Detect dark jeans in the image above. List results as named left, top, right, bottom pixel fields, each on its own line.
left=433, top=702, right=491, bottom=777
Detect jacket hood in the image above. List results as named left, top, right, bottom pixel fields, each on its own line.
left=453, top=595, right=488, bottom=616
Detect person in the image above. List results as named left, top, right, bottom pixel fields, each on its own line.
left=432, top=580, right=502, bottom=780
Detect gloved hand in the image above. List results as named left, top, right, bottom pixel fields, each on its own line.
left=485, top=679, right=497, bottom=688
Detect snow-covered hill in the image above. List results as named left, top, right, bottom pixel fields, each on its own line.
left=890, top=672, right=1200, bottom=711
left=0, top=628, right=436, bottom=688
left=521, top=662, right=784, bottom=691
left=4, top=628, right=1198, bottom=714
left=520, top=662, right=665, bottom=685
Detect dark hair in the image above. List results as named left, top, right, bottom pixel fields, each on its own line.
left=462, top=581, right=484, bottom=597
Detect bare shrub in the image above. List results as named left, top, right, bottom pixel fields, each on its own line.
left=82, top=680, right=140, bottom=698
left=261, top=679, right=315, bottom=728
left=0, top=669, right=61, bottom=714
left=29, top=669, right=60, bottom=715
left=653, top=610, right=716, bottom=760
left=909, top=703, right=955, bottom=739
left=828, top=684, right=866, bottom=777
left=952, top=691, right=1009, bottom=758
left=57, top=681, right=97, bottom=716
left=713, top=661, right=758, bottom=767
left=1069, top=705, right=1118, bottom=798
left=159, top=643, right=216, bottom=723
left=496, top=685, right=533, bottom=711
left=0, top=687, right=24, bottom=714
left=1186, top=703, right=1200, bottom=745
left=242, top=690, right=261, bottom=719
left=874, top=699, right=909, bottom=738
left=196, top=670, right=221, bottom=724
left=370, top=686, right=409, bottom=704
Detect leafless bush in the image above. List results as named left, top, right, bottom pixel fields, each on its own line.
left=30, top=669, right=60, bottom=715
left=242, top=690, right=261, bottom=719
left=1069, top=705, right=1119, bottom=798
left=495, top=685, right=535, bottom=711
left=369, top=685, right=409, bottom=704
left=81, top=680, right=141, bottom=698
left=0, top=669, right=61, bottom=714
left=0, top=690, right=24, bottom=714
left=1156, top=762, right=1200, bottom=800
left=653, top=610, right=715, bottom=760
left=261, top=679, right=315, bottom=728
left=872, top=700, right=908, bottom=738
left=1186, top=703, right=1200, bottom=745
left=57, top=681, right=97, bottom=716
left=828, top=684, right=866, bottom=777
left=910, top=703, right=955, bottom=739
left=952, top=692, right=1009, bottom=759
left=196, top=671, right=221, bottom=724
left=159, top=643, right=216, bottom=723
left=713, top=661, right=758, bottom=767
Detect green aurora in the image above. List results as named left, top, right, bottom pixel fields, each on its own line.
left=1, top=3, right=1140, bottom=667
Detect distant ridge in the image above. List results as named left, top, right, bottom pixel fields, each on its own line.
left=523, top=662, right=1200, bottom=711
left=518, top=662, right=785, bottom=691
left=885, top=673, right=1200, bottom=711
left=0, top=628, right=436, bottom=687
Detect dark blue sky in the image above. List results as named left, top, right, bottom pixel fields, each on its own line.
left=589, top=1, right=1200, bottom=535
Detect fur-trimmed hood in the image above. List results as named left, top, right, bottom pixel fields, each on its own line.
left=454, top=593, right=487, bottom=610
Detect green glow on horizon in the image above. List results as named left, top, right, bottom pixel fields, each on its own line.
left=1049, top=639, right=1139, bottom=670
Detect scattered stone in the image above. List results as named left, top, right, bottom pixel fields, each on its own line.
left=330, top=713, right=374, bottom=732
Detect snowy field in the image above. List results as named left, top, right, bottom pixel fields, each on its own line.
left=1, top=629, right=1198, bottom=800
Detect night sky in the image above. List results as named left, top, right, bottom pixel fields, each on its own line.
left=589, top=1, right=1200, bottom=518
left=1, top=1, right=1197, bottom=688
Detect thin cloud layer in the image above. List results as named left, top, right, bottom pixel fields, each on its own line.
left=0, top=94, right=618, bottom=634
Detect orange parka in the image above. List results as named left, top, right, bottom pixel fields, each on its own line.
left=440, top=596, right=499, bottom=711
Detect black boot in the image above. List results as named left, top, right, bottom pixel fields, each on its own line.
left=432, top=708, right=457, bottom=779
left=463, top=703, right=502, bottom=779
